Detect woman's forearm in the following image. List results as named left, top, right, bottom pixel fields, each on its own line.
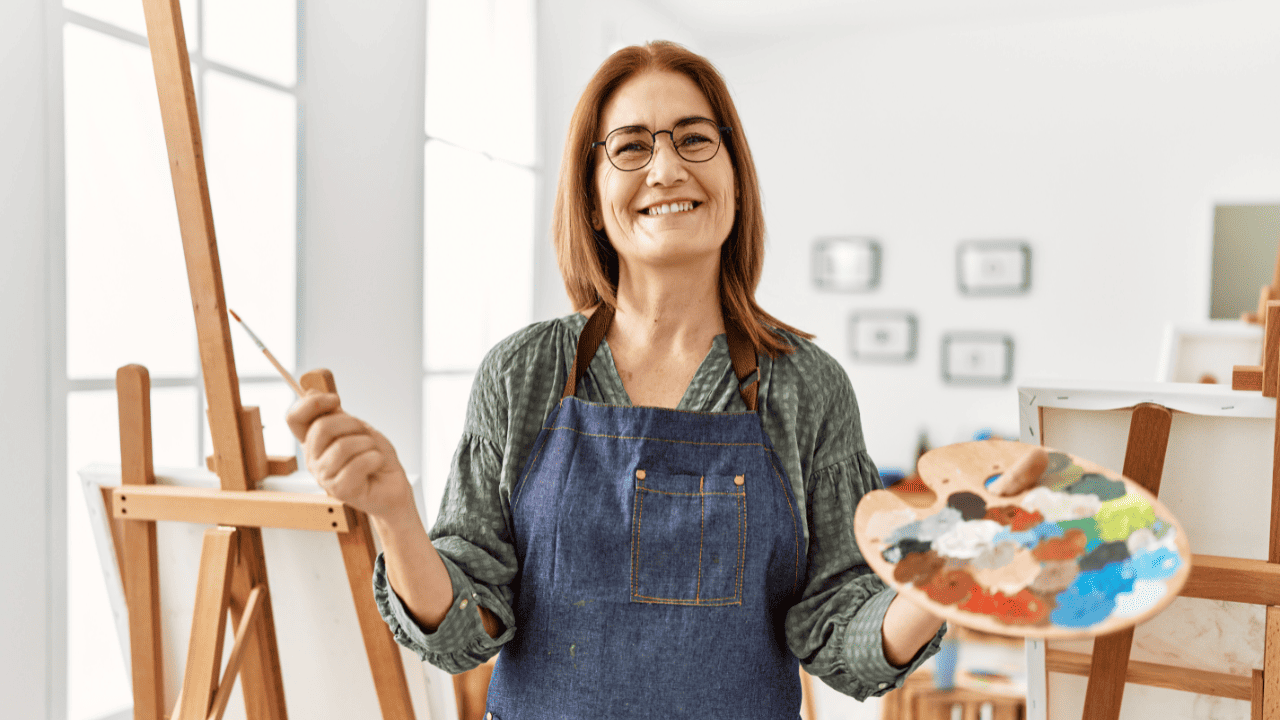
left=881, top=593, right=946, bottom=667
left=372, top=506, right=457, bottom=631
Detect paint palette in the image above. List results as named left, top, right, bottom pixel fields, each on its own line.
left=854, top=440, right=1192, bottom=639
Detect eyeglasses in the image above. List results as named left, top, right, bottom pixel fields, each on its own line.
left=592, top=117, right=731, bottom=172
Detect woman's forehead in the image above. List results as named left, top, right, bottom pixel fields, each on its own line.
left=600, top=70, right=716, bottom=130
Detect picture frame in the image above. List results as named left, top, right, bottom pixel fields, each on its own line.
left=956, top=240, right=1031, bottom=295
left=941, top=332, right=1014, bottom=384
left=812, top=236, right=881, bottom=292
left=849, top=310, right=917, bottom=362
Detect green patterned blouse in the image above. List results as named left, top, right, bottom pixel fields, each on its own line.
left=373, top=313, right=943, bottom=700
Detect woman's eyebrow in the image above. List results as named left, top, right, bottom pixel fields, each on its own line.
left=611, top=115, right=715, bottom=131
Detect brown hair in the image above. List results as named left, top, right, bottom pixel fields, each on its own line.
left=551, top=40, right=812, bottom=357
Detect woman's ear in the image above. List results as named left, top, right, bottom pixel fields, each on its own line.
left=591, top=209, right=605, bottom=231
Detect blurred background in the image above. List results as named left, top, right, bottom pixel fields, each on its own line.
left=4, top=0, right=1279, bottom=717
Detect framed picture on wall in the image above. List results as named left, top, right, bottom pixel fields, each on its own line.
left=813, top=236, right=881, bottom=292
left=941, top=332, right=1014, bottom=384
left=956, top=240, right=1031, bottom=295
left=849, top=311, right=917, bottom=362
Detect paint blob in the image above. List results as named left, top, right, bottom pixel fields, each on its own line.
left=972, top=547, right=1042, bottom=596
left=960, top=587, right=1052, bottom=625
left=1032, top=528, right=1089, bottom=561
left=1112, top=579, right=1168, bottom=618
left=883, top=506, right=963, bottom=546
left=1064, top=474, right=1127, bottom=501
left=947, top=491, right=988, bottom=521
left=984, top=505, right=1045, bottom=531
left=894, top=550, right=946, bottom=585
left=1028, top=559, right=1079, bottom=594
left=1020, top=487, right=1102, bottom=522
left=1077, top=541, right=1130, bottom=572
left=882, top=538, right=932, bottom=564
left=932, top=520, right=1004, bottom=560
left=1096, top=495, right=1157, bottom=542
left=925, top=569, right=978, bottom=605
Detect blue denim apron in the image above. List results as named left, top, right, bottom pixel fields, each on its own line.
left=485, top=307, right=806, bottom=719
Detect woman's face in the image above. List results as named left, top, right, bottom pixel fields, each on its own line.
left=593, top=70, right=736, bottom=274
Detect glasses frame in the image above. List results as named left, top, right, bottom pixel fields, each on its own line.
left=591, top=117, right=733, bottom=172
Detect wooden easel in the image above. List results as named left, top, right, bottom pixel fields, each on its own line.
left=110, top=0, right=417, bottom=718
left=1041, top=336, right=1280, bottom=717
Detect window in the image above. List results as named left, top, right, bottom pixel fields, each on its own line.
left=422, top=0, right=537, bottom=518
left=60, top=1, right=300, bottom=717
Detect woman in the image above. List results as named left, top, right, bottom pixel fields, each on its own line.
left=288, top=41, right=945, bottom=718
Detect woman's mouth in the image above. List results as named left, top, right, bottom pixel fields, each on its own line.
left=640, top=201, right=701, bottom=216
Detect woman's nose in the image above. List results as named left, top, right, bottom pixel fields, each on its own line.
left=646, top=135, right=687, bottom=185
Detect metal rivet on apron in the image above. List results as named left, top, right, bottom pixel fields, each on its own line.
left=460, top=599, right=469, bottom=609
left=486, top=713, right=493, bottom=720
left=734, top=474, right=745, bottom=486
left=636, top=469, right=646, bottom=480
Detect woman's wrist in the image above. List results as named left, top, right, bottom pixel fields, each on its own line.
left=881, top=593, right=946, bottom=668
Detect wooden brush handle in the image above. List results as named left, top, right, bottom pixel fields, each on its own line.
left=300, top=369, right=338, bottom=395
left=987, top=446, right=1049, bottom=496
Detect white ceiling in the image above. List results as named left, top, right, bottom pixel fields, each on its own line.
left=643, top=0, right=1238, bottom=39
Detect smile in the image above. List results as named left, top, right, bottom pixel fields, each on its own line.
left=640, top=201, right=700, bottom=216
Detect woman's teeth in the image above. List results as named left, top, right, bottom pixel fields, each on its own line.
left=643, top=201, right=696, bottom=216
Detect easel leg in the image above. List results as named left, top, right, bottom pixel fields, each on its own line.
left=117, top=364, right=166, bottom=720
left=1080, top=403, right=1172, bottom=720
left=180, top=527, right=237, bottom=720
left=228, top=528, right=289, bottom=720
left=338, top=508, right=416, bottom=720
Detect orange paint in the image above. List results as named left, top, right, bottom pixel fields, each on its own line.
left=1032, top=528, right=1088, bottom=560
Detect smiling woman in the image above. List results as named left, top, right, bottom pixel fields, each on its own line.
left=287, top=40, right=947, bottom=719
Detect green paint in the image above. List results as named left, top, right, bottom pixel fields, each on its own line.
left=1040, top=463, right=1084, bottom=491
left=1057, top=518, right=1101, bottom=543
left=1096, top=495, right=1156, bottom=542
left=573, top=599, right=595, bottom=608
left=1066, top=474, right=1126, bottom=501
left=570, top=643, right=576, bottom=657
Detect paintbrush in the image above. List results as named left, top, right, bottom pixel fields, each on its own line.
left=229, top=309, right=306, bottom=396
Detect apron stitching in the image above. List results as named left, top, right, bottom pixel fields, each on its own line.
left=632, top=595, right=743, bottom=604
left=763, top=447, right=803, bottom=595
left=631, top=475, right=644, bottom=599
left=635, top=488, right=743, bottom=498
left=544, top=425, right=763, bottom=447
left=738, top=492, right=747, bottom=600
left=697, top=480, right=705, bottom=603
left=511, top=400, right=564, bottom=509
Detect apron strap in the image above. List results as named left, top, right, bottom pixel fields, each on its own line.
left=563, top=304, right=759, bottom=412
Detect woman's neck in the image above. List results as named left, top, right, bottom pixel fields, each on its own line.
left=610, top=257, right=723, bottom=354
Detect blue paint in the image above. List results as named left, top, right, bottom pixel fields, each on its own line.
left=994, top=521, right=1064, bottom=549
left=1129, top=547, right=1181, bottom=581
left=985, top=473, right=1002, bottom=489
left=1049, top=561, right=1137, bottom=627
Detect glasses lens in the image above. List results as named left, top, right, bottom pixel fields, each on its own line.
left=672, top=119, right=721, bottom=162
left=606, top=127, right=654, bottom=171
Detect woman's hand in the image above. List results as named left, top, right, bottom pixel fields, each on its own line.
left=286, top=392, right=415, bottom=523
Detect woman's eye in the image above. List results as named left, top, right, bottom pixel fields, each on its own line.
left=678, top=134, right=711, bottom=147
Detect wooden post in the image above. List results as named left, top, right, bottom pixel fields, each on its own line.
left=180, top=527, right=238, bottom=720
left=301, top=369, right=416, bottom=719
left=1080, top=403, right=1172, bottom=720
left=117, top=364, right=165, bottom=720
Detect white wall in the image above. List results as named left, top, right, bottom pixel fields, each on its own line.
left=702, top=0, right=1280, bottom=470
left=1, top=0, right=57, bottom=717
left=303, top=0, right=425, bottom=473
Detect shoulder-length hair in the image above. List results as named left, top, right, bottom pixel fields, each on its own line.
left=551, top=40, right=812, bottom=357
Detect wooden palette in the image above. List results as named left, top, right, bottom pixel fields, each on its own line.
left=854, top=439, right=1192, bottom=639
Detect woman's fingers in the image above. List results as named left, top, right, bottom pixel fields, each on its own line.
left=313, top=431, right=375, bottom=477
left=305, top=413, right=368, bottom=464
left=285, top=391, right=341, bottom=442
left=325, top=447, right=385, bottom=503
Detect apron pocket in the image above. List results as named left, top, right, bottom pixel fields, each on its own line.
left=630, top=470, right=746, bottom=606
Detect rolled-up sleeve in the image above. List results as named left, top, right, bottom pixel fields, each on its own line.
left=785, top=453, right=945, bottom=700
